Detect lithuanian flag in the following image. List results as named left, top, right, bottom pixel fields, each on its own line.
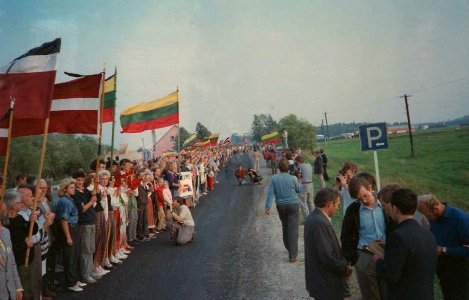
left=193, top=139, right=210, bottom=148
left=261, top=131, right=280, bottom=145
left=207, top=133, right=220, bottom=147
left=182, top=133, right=197, bottom=148
left=103, top=74, right=116, bottom=123
left=120, top=90, right=179, bottom=133
left=162, top=151, right=178, bottom=158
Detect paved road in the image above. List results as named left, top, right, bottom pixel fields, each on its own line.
left=56, top=153, right=268, bottom=300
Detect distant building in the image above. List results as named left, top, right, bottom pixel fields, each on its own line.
left=152, top=125, right=179, bottom=159
left=387, top=126, right=415, bottom=135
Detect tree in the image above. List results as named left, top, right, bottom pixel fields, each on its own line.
left=251, top=114, right=279, bottom=142
left=1, top=134, right=100, bottom=187
left=177, top=126, right=191, bottom=150
left=279, top=114, right=316, bottom=151
left=195, top=122, right=211, bottom=140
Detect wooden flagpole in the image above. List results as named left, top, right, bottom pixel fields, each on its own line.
left=25, top=117, right=50, bottom=266
left=176, top=86, right=180, bottom=172
left=95, top=68, right=106, bottom=181
left=1, top=95, right=16, bottom=204
left=109, top=67, right=117, bottom=172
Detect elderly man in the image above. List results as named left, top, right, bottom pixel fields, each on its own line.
left=418, top=195, right=469, bottom=300
left=3, top=192, right=25, bottom=300
left=304, top=188, right=352, bottom=300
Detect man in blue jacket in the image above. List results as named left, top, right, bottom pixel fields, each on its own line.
left=418, top=194, right=469, bottom=300
left=265, top=158, right=302, bottom=262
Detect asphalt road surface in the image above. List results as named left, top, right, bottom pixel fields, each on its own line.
left=55, top=153, right=269, bottom=300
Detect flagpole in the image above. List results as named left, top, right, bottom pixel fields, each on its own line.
left=25, top=117, right=50, bottom=266
left=1, top=95, right=15, bottom=203
left=95, top=69, right=106, bottom=176
left=109, top=67, right=117, bottom=171
left=177, top=86, right=180, bottom=172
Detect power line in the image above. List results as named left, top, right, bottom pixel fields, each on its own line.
left=408, top=76, right=469, bottom=95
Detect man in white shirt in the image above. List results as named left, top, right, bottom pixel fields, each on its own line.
left=168, top=197, right=195, bottom=245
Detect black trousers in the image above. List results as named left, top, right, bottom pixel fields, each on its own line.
left=437, top=255, right=469, bottom=300
left=60, top=224, right=80, bottom=287
left=137, top=204, right=149, bottom=240
left=276, top=203, right=299, bottom=259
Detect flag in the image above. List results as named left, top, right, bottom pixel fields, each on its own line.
left=120, top=90, right=178, bottom=133
left=223, top=137, right=231, bottom=145
left=0, top=38, right=61, bottom=119
left=0, top=74, right=102, bottom=137
left=0, top=128, right=7, bottom=156
left=193, top=139, right=210, bottom=148
left=162, top=150, right=178, bottom=158
left=207, top=133, right=220, bottom=147
left=103, top=74, right=116, bottom=123
left=261, top=131, right=281, bottom=145
left=182, top=133, right=197, bottom=148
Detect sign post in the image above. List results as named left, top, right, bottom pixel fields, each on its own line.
left=359, top=123, right=389, bottom=191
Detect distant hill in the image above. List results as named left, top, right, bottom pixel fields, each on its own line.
left=316, top=115, right=469, bottom=137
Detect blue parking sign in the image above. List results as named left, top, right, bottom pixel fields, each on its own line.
left=359, top=123, right=389, bottom=151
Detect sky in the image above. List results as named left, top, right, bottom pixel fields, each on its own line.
left=1, top=0, right=469, bottom=149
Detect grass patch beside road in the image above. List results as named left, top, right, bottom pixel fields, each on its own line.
left=320, top=126, right=469, bottom=210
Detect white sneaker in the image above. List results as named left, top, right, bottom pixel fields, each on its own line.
left=92, top=270, right=104, bottom=278
left=97, top=266, right=110, bottom=274
left=76, top=281, right=87, bottom=287
left=85, top=276, right=97, bottom=284
left=109, top=255, right=122, bottom=264
left=68, top=285, right=83, bottom=292
left=103, top=258, right=113, bottom=268
left=120, top=248, right=130, bottom=256
left=115, top=252, right=127, bottom=260
left=122, top=249, right=131, bottom=254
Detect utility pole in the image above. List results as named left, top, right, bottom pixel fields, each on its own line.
left=324, top=112, right=330, bottom=140
left=321, top=119, right=325, bottom=137
left=400, top=94, right=415, bottom=157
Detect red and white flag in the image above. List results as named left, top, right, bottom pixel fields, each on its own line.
left=223, top=137, right=231, bottom=145
left=1, top=74, right=103, bottom=138
left=0, top=38, right=61, bottom=119
left=0, top=38, right=61, bottom=155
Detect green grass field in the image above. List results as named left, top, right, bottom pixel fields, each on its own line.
left=319, top=126, right=469, bottom=211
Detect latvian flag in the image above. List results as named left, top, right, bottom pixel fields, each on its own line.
left=0, top=74, right=102, bottom=138
left=261, top=131, right=281, bottom=145
left=0, top=38, right=61, bottom=155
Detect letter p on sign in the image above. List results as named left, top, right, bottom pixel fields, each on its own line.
left=359, top=123, right=389, bottom=151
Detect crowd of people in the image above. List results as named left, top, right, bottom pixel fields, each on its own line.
left=0, top=145, right=235, bottom=299
left=262, top=148, right=468, bottom=300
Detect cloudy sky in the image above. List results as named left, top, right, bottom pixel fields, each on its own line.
left=1, top=0, right=468, bottom=149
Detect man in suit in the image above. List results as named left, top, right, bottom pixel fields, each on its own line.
left=304, top=188, right=352, bottom=300
left=372, top=188, right=438, bottom=300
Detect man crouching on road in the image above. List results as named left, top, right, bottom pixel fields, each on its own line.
left=304, top=188, right=352, bottom=300
left=167, top=197, right=195, bottom=245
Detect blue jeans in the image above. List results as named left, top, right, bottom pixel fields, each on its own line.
left=276, top=203, right=299, bottom=259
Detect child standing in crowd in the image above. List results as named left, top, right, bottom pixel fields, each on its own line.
left=162, top=180, right=173, bottom=222
left=207, top=167, right=215, bottom=191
